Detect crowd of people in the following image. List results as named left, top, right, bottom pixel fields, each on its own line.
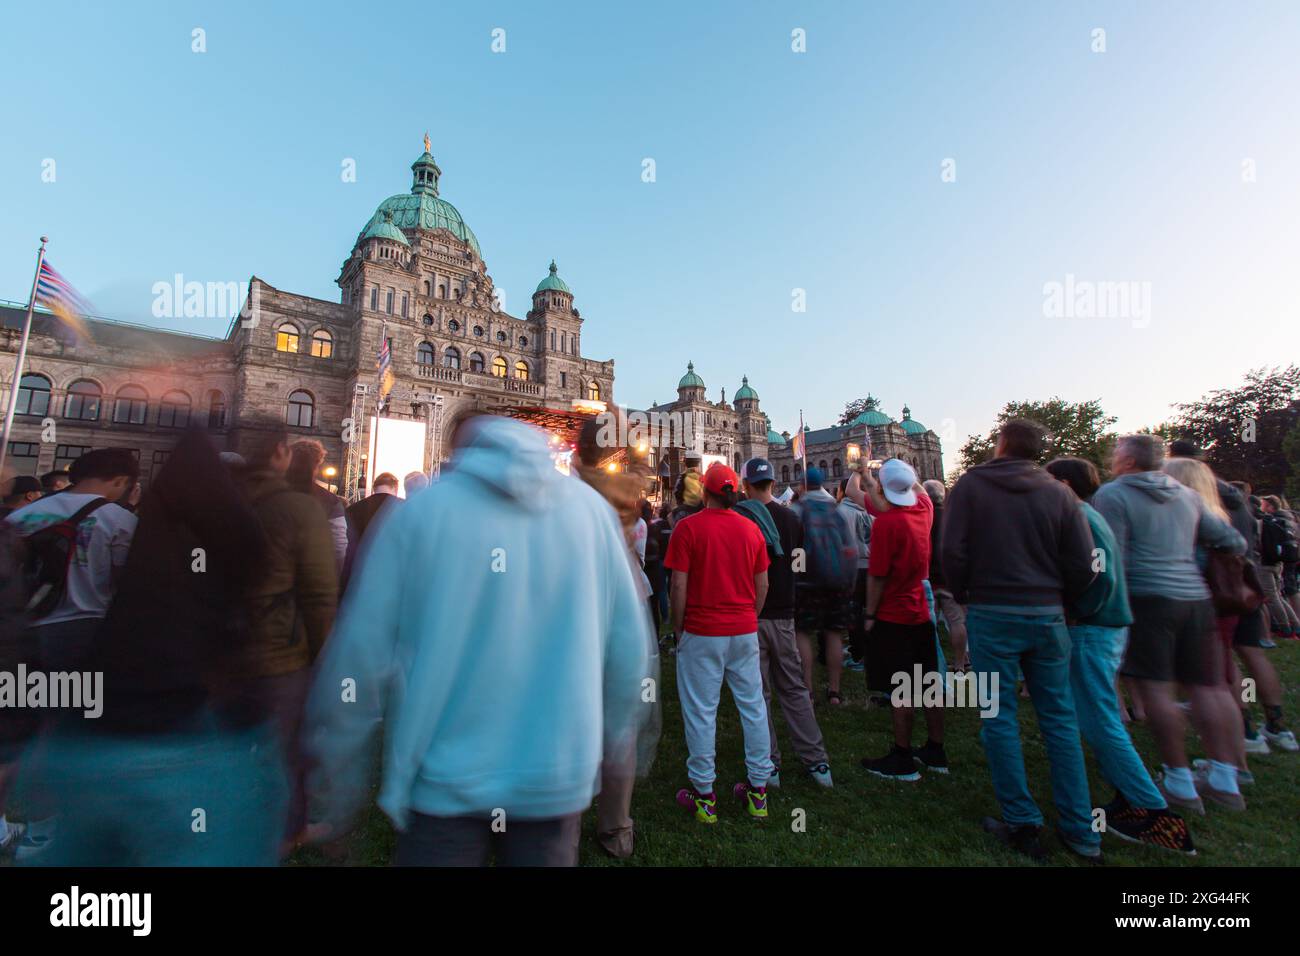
left=0, top=412, right=1295, bottom=866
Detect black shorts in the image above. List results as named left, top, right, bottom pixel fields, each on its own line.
left=795, top=586, right=848, bottom=634
left=865, top=618, right=939, bottom=695
left=1122, top=595, right=1219, bottom=685
left=1232, top=607, right=1266, bottom=648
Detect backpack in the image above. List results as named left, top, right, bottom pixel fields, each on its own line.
left=799, top=495, right=856, bottom=591
left=1261, top=514, right=1299, bottom=565
left=20, top=498, right=110, bottom=619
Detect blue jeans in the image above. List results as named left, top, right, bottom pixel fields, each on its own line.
left=966, top=606, right=1098, bottom=846
left=1068, top=624, right=1166, bottom=810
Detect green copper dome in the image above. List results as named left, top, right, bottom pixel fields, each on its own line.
left=734, top=375, right=759, bottom=401
left=368, top=148, right=481, bottom=257
left=899, top=405, right=928, bottom=435
left=766, top=429, right=786, bottom=445
left=361, top=211, right=410, bottom=246
left=851, top=408, right=894, bottom=427
left=678, top=361, right=705, bottom=389
left=535, top=260, right=572, bottom=295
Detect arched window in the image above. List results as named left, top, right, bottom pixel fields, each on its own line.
left=514, top=361, right=529, bottom=381
left=818, top=460, right=828, bottom=472
left=423, top=281, right=430, bottom=296
left=781, top=465, right=790, bottom=483
left=158, top=390, right=192, bottom=428
left=422, top=313, right=434, bottom=327
left=518, top=336, right=528, bottom=348
left=443, top=347, right=461, bottom=369
left=15, top=374, right=51, bottom=416
left=62, top=379, right=101, bottom=421
left=832, top=458, right=842, bottom=478
left=469, top=352, right=485, bottom=373
left=473, top=325, right=484, bottom=337
left=112, top=385, right=149, bottom=424
left=438, top=284, right=446, bottom=298
left=417, top=342, right=435, bottom=366
left=794, top=462, right=803, bottom=479
left=587, top=381, right=601, bottom=402
left=497, top=330, right=507, bottom=343
left=275, top=323, right=300, bottom=353
left=491, top=356, right=508, bottom=378
left=310, top=329, right=333, bottom=358
left=286, top=390, right=314, bottom=429
left=207, top=391, right=226, bottom=429
left=448, top=319, right=460, bottom=332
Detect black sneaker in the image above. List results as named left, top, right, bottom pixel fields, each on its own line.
left=913, top=740, right=949, bottom=775
left=860, top=747, right=921, bottom=782
left=1105, top=806, right=1196, bottom=856
left=982, top=817, right=1048, bottom=861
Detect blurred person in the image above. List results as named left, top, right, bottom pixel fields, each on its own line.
left=668, top=452, right=704, bottom=528
left=1259, top=495, right=1300, bottom=638
left=666, top=463, right=774, bottom=823
left=1046, top=457, right=1194, bottom=854
left=790, top=466, right=855, bottom=706
left=16, top=429, right=286, bottom=865
left=573, top=416, right=660, bottom=859
left=642, top=501, right=669, bottom=635
left=1092, top=435, right=1246, bottom=813
left=39, top=469, right=70, bottom=496
left=738, top=458, right=832, bottom=789
left=838, top=474, right=872, bottom=674
left=403, top=470, right=430, bottom=497
left=0, top=475, right=42, bottom=517
left=239, top=420, right=339, bottom=850
left=3, top=447, right=139, bottom=859
left=288, top=439, right=348, bottom=570
left=942, top=419, right=1099, bottom=860
left=847, top=460, right=945, bottom=779
left=305, top=416, right=650, bottom=866
left=0, top=469, right=35, bottom=856
left=923, top=478, right=968, bottom=671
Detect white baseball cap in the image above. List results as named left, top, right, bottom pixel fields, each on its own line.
left=880, top=458, right=918, bottom=506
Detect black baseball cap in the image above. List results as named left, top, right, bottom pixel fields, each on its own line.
left=742, top=458, right=775, bottom=483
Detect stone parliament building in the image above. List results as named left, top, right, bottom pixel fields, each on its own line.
left=0, top=143, right=616, bottom=493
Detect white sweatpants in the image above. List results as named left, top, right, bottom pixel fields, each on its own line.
left=676, top=631, right=773, bottom=792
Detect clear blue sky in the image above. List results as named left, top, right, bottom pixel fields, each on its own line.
left=3, top=1, right=1297, bottom=468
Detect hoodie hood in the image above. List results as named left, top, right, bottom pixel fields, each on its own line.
left=452, top=416, right=562, bottom=510
left=1114, top=471, right=1182, bottom=503
left=966, top=456, right=1053, bottom=493
left=1218, top=479, right=1245, bottom=512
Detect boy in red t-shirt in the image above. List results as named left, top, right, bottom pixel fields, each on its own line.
left=848, top=459, right=946, bottom=780
left=665, top=463, right=773, bottom=823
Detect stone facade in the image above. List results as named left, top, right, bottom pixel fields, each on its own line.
left=767, top=406, right=945, bottom=489
left=1, top=146, right=616, bottom=494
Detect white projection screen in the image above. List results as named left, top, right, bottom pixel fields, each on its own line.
left=367, top=416, right=426, bottom=498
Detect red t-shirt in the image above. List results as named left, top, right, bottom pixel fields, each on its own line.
left=664, top=508, right=770, bottom=636
left=866, top=492, right=933, bottom=625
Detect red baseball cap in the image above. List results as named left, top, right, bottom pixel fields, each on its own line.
left=703, top=462, right=739, bottom=494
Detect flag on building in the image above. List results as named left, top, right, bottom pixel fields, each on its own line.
left=34, top=260, right=93, bottom=343
left=376, top=333, right=394, bottom=408
left=791, top=422, right=806, bottom=461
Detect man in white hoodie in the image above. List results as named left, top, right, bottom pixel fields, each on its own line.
left=304, top=415, right=651, bottom=866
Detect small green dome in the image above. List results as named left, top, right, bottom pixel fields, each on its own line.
left=367, top=147, right=480, bottom=257
left=734, top=375, right=759, bottom=402
left=766, top=429, right=786, bottom=445
left=899, top=404, right=928, bottom=435
left=535, top=260, right=572, bottom=295
left=361, top=211, right=410, bottom=246
left=852, top=408, right=894, bottom=427
left=678, top=361, right=705, bottom=389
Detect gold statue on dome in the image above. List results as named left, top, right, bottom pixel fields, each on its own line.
left=423, top=131, right=432, bottom=154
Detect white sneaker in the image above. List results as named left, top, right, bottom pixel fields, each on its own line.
left=1244, top=734, right=1272, bottom=755
left=1261, top=726, right=1299, bottom=752
left=0, top=820, right=26, bottom=855
left=1192, top=759, right=1255, bottom=786
left=767, top=770, right=781, bottom=790
left=808, top=763, right=833, bottom=788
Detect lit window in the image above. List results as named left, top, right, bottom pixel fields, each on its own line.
left=587, top=381, right=601, bottom=402
left=276, top=323, right=300, bottom=353
left=311, top=329, right=333, bottom=358
left=491, top=357, right=508, bottom=378
left=514, top=361, right=529, bottom=381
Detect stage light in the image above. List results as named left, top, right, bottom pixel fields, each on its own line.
left=368, top=417, right=427, bottom=498
left=322, top=465, right=338, bottom=477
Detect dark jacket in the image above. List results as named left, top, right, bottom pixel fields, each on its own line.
left=347, top=491, right=398, bottom=543
left=941, top=457, right=1096, bottom=609
left=92, top=429, right=264, bottom=733
left=928, top=498, right=946, bottom=587
left=1218, top=480, right=1258, bottom=564
left=242, top=471, right=339, bottom=677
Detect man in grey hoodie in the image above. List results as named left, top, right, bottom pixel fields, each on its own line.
left=1092, top=435, right=1246, bottom=813
left=942, top=419, right=1098, bottom=860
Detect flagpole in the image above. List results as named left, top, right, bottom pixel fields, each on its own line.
left=799, top=408, right=807, bottom=495
left=0, top=237, right=49, bottom=476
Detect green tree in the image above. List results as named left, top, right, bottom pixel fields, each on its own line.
left=1278, top=418, right=1300, bottom=501
left=837, top=395, right=881, bottom=426
left=957, top=398, right=1117, bottom=474
left=1167, top=365, right=1300, bottom=494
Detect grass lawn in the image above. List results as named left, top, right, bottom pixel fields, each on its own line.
left=295, top=628, right=1300, bottom=868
